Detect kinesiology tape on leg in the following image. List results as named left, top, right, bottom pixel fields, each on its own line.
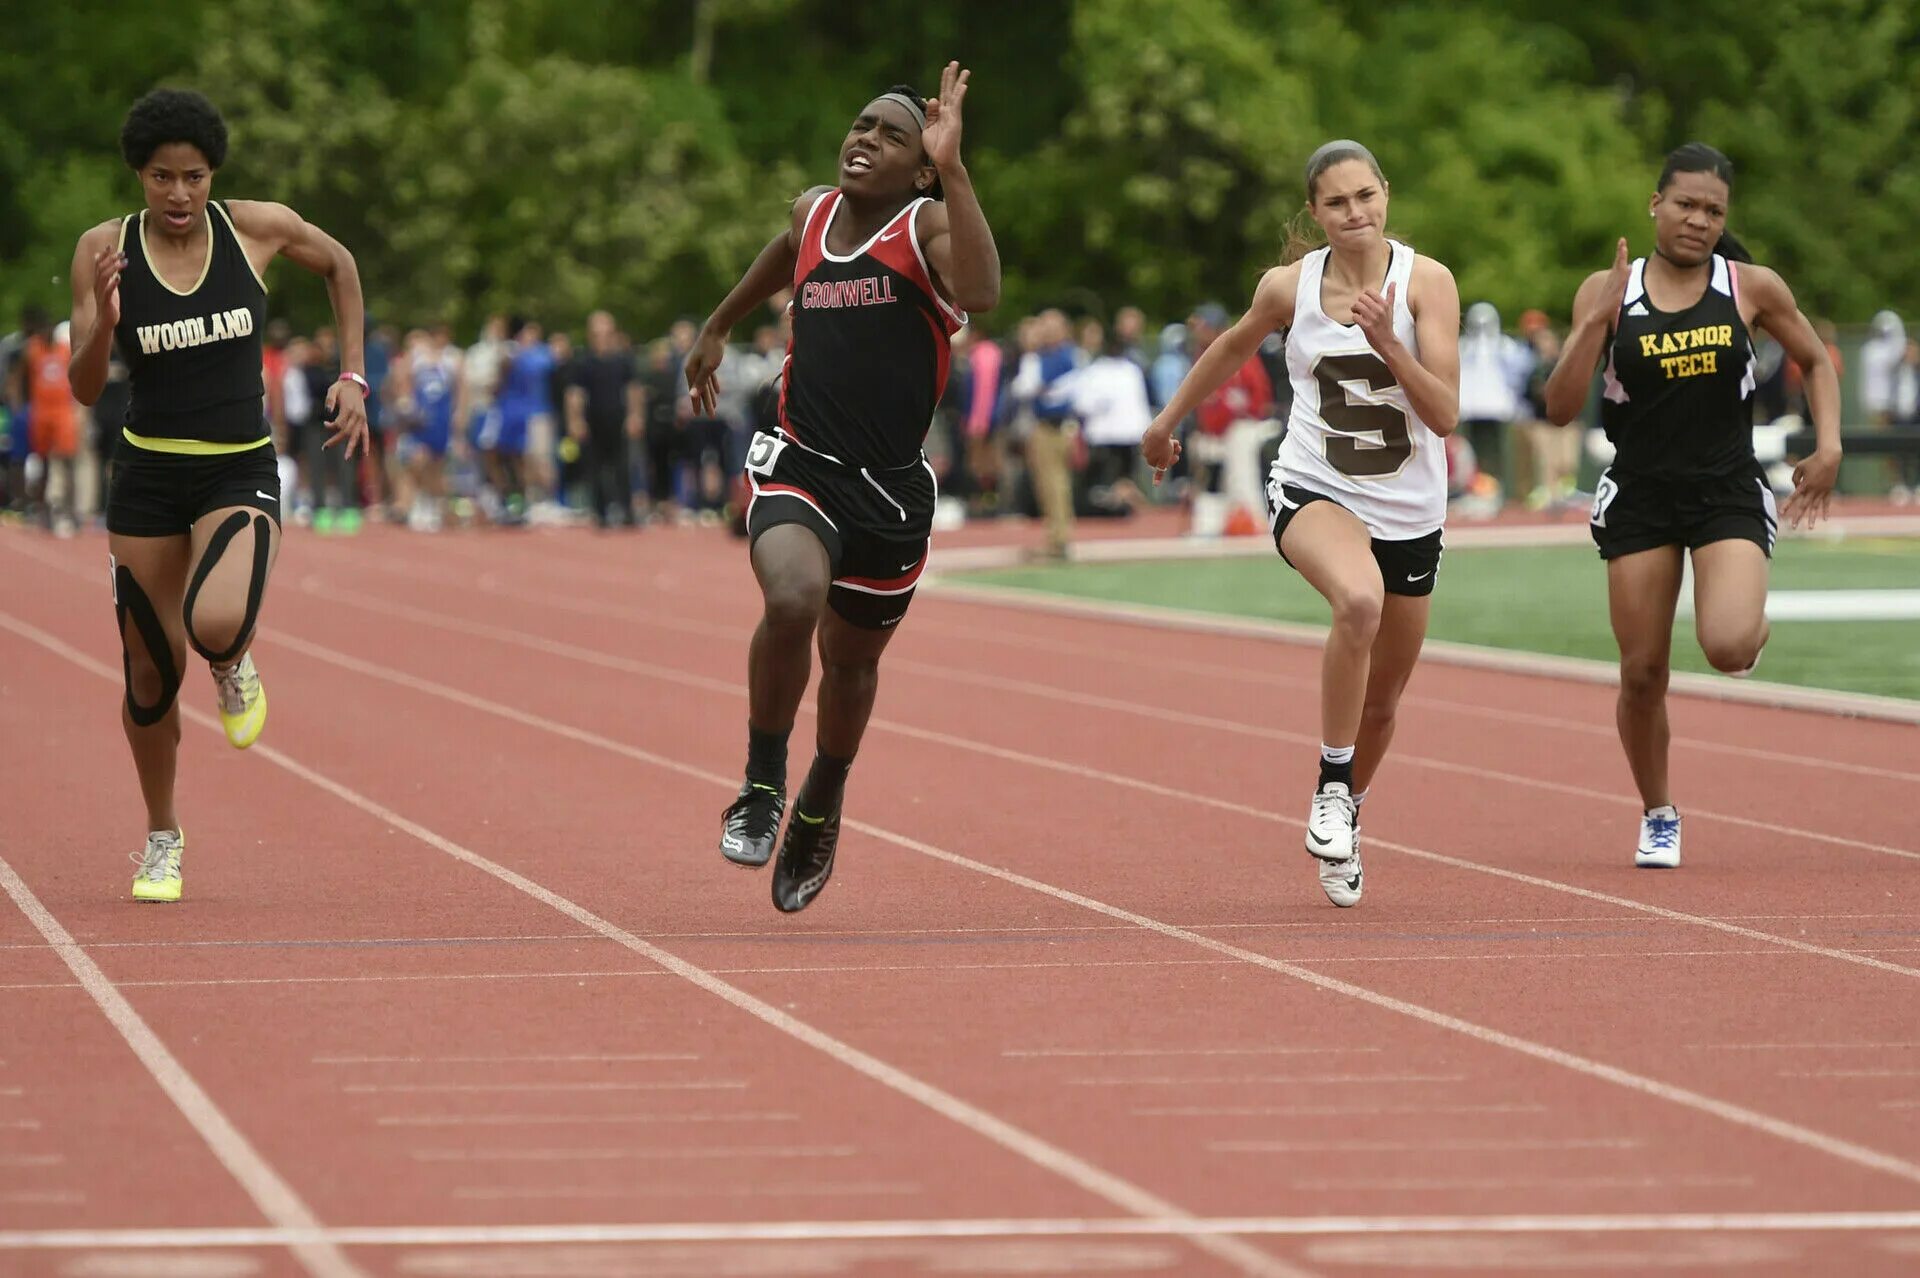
left=115, top=566, right=180, bottom=727
left=183, top=513, right=271, bottom=665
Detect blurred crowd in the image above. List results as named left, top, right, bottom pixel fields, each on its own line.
left=4, top=295, right=1918, bottom=546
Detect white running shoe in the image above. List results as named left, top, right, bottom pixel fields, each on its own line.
left=1306, top=782, right=1356, bottom=862
left=1636, top=805, right=1683, bottom=869
left=1319, top=828, right=1363, bottom=908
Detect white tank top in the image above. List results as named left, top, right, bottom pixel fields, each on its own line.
left=1271, top=241, right=1446, bottom=541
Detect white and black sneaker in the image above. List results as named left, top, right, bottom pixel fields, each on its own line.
left=1636, top=805, right=1682, bottom=869
left=1307, top=782, right=1361, bottom=907
left=1319, top=833, right=1363, bottom=908
left=1306, top=782, right=1357, bottom=862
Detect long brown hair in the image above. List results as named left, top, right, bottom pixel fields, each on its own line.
left=1281, top=139, right=1389, bottom=265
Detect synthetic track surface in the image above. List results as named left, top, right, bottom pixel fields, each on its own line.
left=2, top=522, right=1917, bottom=1277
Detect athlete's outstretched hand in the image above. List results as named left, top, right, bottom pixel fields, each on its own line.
left=1352, top=281, right=1401, bottom=359
left=1141, top=416, right=1182, bottom=484
left=1783, top=445, right=1841, bottom=529
left=922, top=61, right=969, bottom=172
left=323, top=380, right=369, bottom=458
left=1579, top=238, right=1634, bottom=329
left=685, top=328, right=726, bottom=417
left=91, top=244, right=125, bottom=331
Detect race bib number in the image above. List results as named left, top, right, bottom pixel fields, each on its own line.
left=745, top=431, right=788, bottom=479
left=1590, top=472, right=1619, bottom=527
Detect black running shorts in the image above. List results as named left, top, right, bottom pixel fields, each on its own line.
left=1266, top=482, right=1444, bottom=598
left=1589, top=463, right=1778, bottom=561
left=107, top=439, right=282, bottom=537
left=743, top=430, right=935, bottom=630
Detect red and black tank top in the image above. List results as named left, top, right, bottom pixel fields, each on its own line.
left=779, top=190, right=966, bottom=468
left=114, top=200, right=269, bottom=444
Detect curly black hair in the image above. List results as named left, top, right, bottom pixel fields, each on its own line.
left=120, top=89, right=229, bottom=171
left=880, top=83, right=942, bottom=201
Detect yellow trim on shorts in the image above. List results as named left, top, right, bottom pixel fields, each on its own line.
left=121, top=429, right=271, bottom=456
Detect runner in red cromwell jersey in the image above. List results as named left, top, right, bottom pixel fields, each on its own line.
left=686, top=64, right=1000, bottom=913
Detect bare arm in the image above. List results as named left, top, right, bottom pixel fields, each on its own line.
left=66, top=222, right=124, bottom=406
left=919, top=181, right=1000, bottom=314
left=565, top=385, right=588, bottom=440
left=1356, top=255, right=1460, bottom=436
left=1745, top=264, right=1842, bottom=527
left=1545, top=240, right=1633, bottom=425
left=1141, top=264, right=1298, bottom=479
left=918, top=61, right=1000, bottom=313
left=228, top=199, right=370, bottom=455
left=687, top=186, right=828, bottom=415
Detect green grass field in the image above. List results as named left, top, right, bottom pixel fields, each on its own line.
left=962, top=536, right=1920, bottom=701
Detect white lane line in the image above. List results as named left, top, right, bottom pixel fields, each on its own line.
left=1780, top=1069, right=1920, bottom=1079
left=344, top=543, right=1920, bottom=784
left=342, top=1082, right=745, bottom=1095
left=377, top=1112, right=799, bottom=1128
left=275, top=585, right=1920, bottom=973
left=1007, top=1047, right=1381, bottom=1059
left=1880, top=1101, right=1920, bottom=1109
left=0, top=956, right=1240, bottom=993
left=0, top=1120, right=41, bottom=1130
left=411, top=1145, right=855, bottom=1162
left=1693, top=1042, right=1920, bottom=1050
left=1136, top=1105, right=1550, bottom=1119
left=4, top=914, right=1909, bottom=951
left=0, top=1192, right=85, bottom=1206
left=1068, top=1075, right=1466, bottom=1087
left=0, top=852, right=362, bottom=1278
left=8, top=1210, right=1920, bottom=1249
left=0, top=1154, right=64, bottom=1167
left=1290, top=1175, right=1755, bottom=1192
left=1212, top=1138, right=1639, bottom=1154
left=0, top=610, right=1309, bottom=1278
left=315, top=1054, right=699, bottom=1065
left=449, top=1183, right=925, bottom=1202
left=131, top=612, right=1920, bottom=1191
left=0, top=1086, right=22, bottom=1096
left=878, top=657, right=1920, bottom=860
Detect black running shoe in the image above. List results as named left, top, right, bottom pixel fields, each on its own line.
left=771, top=798, right=840, bottom=913
left=720, top=782, right=784, bottom=868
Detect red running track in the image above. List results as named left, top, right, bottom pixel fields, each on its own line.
left=1, top=520, right=1918, bottom=1277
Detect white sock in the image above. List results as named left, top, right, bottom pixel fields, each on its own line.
left=1320, top=743, right=1355, bottom=765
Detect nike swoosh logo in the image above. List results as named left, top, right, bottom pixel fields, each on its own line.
left=255, top=490, right=277, bottom=502
left=900, top=562, right=919, bottom=572
left=1307, top=831, right=1335, bottom=849
left=1405, top=570, right=1433, bottom=582
left=878, top=229, right=904, bottom=242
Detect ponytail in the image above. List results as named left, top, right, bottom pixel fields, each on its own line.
left=1713, top=230, right=1754, bottom=264
left=1280, top=207, right=1323, bottom=265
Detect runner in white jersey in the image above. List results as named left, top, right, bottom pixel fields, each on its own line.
left=1143, top=140, right=1460, bottom=908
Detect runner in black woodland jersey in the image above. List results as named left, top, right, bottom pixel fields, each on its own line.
left=67, top=89, right=370, bottom=903
left=1544, top=142, right=1840, bottom=871
left=686, top=64, right=1001, bottom=913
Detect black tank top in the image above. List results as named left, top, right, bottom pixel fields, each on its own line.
left=1599, top=253, right=1756, bottom=478
left=780, top=191, right=966, bottom=468
left=114, top=200, right=268, bottom=443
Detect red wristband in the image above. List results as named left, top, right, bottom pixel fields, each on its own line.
left=338, top=372, right=370, bottom=396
